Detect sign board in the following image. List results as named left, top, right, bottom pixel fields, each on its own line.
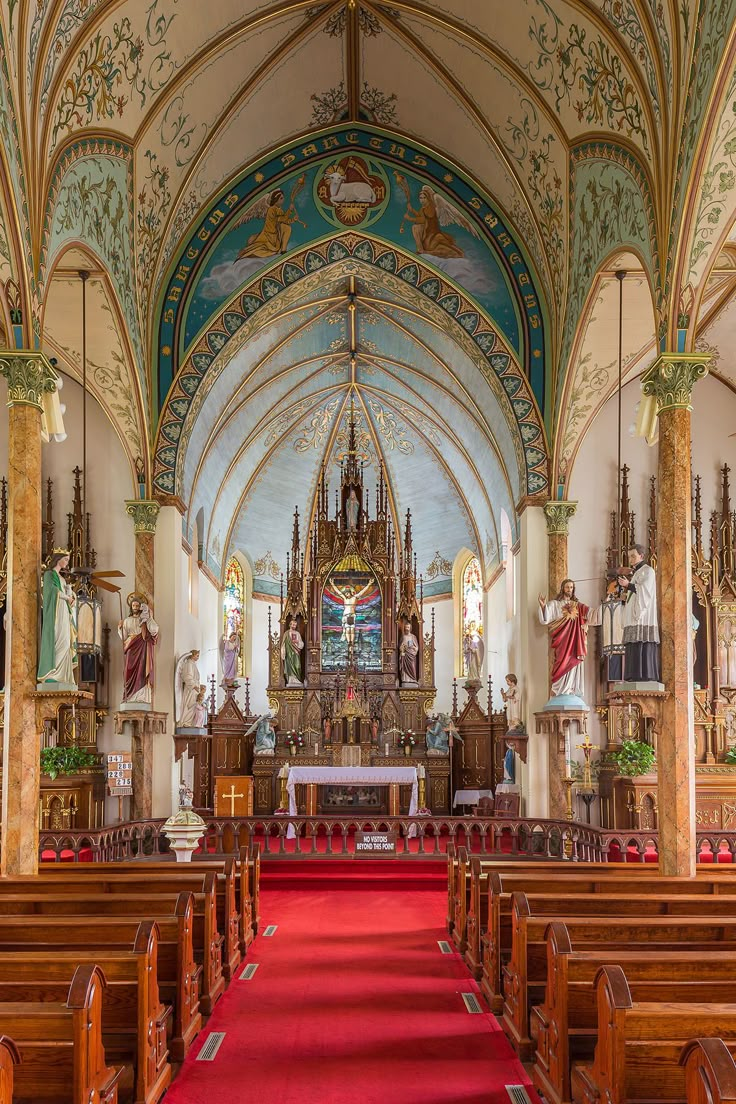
left=106, top=752, right=133, bottom=797
left=354, top=830, right=396, bottom=856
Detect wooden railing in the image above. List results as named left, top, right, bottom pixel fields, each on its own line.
left=36, top=816, right=736, bottom=864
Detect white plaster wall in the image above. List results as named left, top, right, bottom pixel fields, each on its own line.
left=485, top=563, right=520, bottom=712
left=426, top=597, right=453, bottom=713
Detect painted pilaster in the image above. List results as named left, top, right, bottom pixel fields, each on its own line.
left=125, top=499, right=160, bottom=602
left=517, top=504, right=549, bottom=817
left=541, top=501, right=579, bottom=818
left=0, top=353, right=58, bottom=874
left=641, top=353, right=709, bottom=877
left=543, top=501, right=577, bottom=596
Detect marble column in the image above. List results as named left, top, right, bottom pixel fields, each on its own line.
left=0, top=353, right=59, bottom=875
left=543, top=501, right=577, bottom=595
left=641, top=353, right=709, bottom=877
left=124, top=499, right=160, bottom=603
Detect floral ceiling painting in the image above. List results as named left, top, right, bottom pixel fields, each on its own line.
left=0, top=0, right=733, bottom=564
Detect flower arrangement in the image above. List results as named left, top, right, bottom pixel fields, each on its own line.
left=725, top=746, right=736, bottom=765
left=397, top=731, right=415, bottom=747
left=285, top=730, right=305, bottom=748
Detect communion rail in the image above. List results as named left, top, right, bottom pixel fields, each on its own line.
left=36, top=816, right=736, bottom=864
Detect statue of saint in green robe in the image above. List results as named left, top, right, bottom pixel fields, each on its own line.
left=280, top=619, right=304, bottom=687
left=37, top=552, right=77, bottom=687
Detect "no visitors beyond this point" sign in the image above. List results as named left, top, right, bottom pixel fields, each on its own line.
left=354, top=831, right=396, bottom=856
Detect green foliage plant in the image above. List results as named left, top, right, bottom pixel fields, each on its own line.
left=40, top=746, right=97, bottom=780
left=607, top=739, right=656, bottom=777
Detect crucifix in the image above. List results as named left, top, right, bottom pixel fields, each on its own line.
left=219, top=783, right=244, bottom=817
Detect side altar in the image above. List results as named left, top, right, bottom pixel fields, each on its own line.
left=253, top=414, right=450, bottom=814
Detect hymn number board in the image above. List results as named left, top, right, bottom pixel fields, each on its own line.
left=106, top=752, right=133, bottom=797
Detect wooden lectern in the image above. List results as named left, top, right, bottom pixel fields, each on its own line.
left=214, top=775, right=253, bottom=817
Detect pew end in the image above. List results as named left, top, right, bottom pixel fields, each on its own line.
left=681, top=1040, right=736, bottom=1104
left=0, top=1037, right=20, bottom=1104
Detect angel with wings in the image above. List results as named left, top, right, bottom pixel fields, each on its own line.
left=231, top=178, right=306, bottom=261
left=401, top=184, right=481, bottom=258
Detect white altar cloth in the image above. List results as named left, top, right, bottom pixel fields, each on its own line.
left=286, top=766, right=419, bottom=837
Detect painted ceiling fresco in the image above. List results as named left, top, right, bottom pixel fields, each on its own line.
left=0, top=1, right=735, bottom=583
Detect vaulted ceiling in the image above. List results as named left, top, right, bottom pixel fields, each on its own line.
left=1, top=0, right=736, bottom=580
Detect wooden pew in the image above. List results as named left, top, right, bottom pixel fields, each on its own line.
left=13, top=872, right=225, bottom=1013
left=681, top=1039, right=736, bottom=1104
left=0, top=896, right=201, bottom=1062
left=0, top=1037, right=19, bottom=1104
left=481, top=876, right=714, bottom=1010
left=533, top=921, right=736, bottom=1104
left=38, top=842, right=260, bottom=956
left=0, top=920, right=170, bottom=1104
left=0, top=963, right=123, bottom=1104
left=503, top=895, right=736, bottom=1059
left=470, top=862, right=736, bottom=982
left=453, top=852, right=658, bottom=953
left=571, top=966, right=736, bottom=1104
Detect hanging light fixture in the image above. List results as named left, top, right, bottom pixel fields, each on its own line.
left=615, top=268, right=626, bottom=558
left=73, top=269, right=103, bottom=680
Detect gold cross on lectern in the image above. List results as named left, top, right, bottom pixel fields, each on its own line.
left=220, top=784, right=244, bottom=817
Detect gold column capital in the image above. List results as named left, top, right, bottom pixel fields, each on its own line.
left=543, top=500, right=577, bottom=535
left=641, top=353, right=710, bottom=414
left=125, top=499, right=160, bottom=534
left=0, top=351, right=58, bottom=409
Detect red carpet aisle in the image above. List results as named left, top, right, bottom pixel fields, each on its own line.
left=164, top=867, right=538, bottom=1104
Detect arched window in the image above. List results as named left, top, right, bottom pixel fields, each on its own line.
left=462, top=556, right=483, bottom=670
left=223, top=556, right=245, bottom=677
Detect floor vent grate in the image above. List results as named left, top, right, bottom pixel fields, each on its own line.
left=506, top=1085, right=533, bottom=1104
left=196, top=1033, right=225, bottom=1062
left=438, top=940, right=453, bottom=954
left=262, top=924, right=278, bottom=937
left=239, top=963, right=259, bottom=980
left=461, top=992, right=483, bottom=1014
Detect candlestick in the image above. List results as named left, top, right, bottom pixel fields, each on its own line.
left=385, top=742, right=389, bottom=758
left=314, top=742, right=318, bottom=757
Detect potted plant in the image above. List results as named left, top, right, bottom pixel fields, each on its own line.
left=40, top=746, right=98, bottom=781
left=285, top=730, right=304, bottom=757
left=607, top=739, right=656, bottom=777
left=725, top=747, right=736, bottom=765
left=398, top=731, right=415, bottom=757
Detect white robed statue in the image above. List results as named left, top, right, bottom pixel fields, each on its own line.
left=175, top=649, right=205, bottom=729
left=463, top=623, right=484, bottom=683
left=617, top=544, right=660, bottom=682
left=246, top=712, right=277, bottom=755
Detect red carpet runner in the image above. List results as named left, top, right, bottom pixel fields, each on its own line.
left=165, top=861, right=538, bottom=1104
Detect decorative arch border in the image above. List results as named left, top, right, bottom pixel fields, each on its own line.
left=153, top=125, right=550, bottom=413
left=152, top=233, right=549, bottom=499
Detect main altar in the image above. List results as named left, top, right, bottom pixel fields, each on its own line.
left=252, top=412, right=450, bottom=814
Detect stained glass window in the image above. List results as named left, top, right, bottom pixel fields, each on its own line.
left=223, top=557, right=245, bottom=677
left=462, top=556, right=483, bottom=673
